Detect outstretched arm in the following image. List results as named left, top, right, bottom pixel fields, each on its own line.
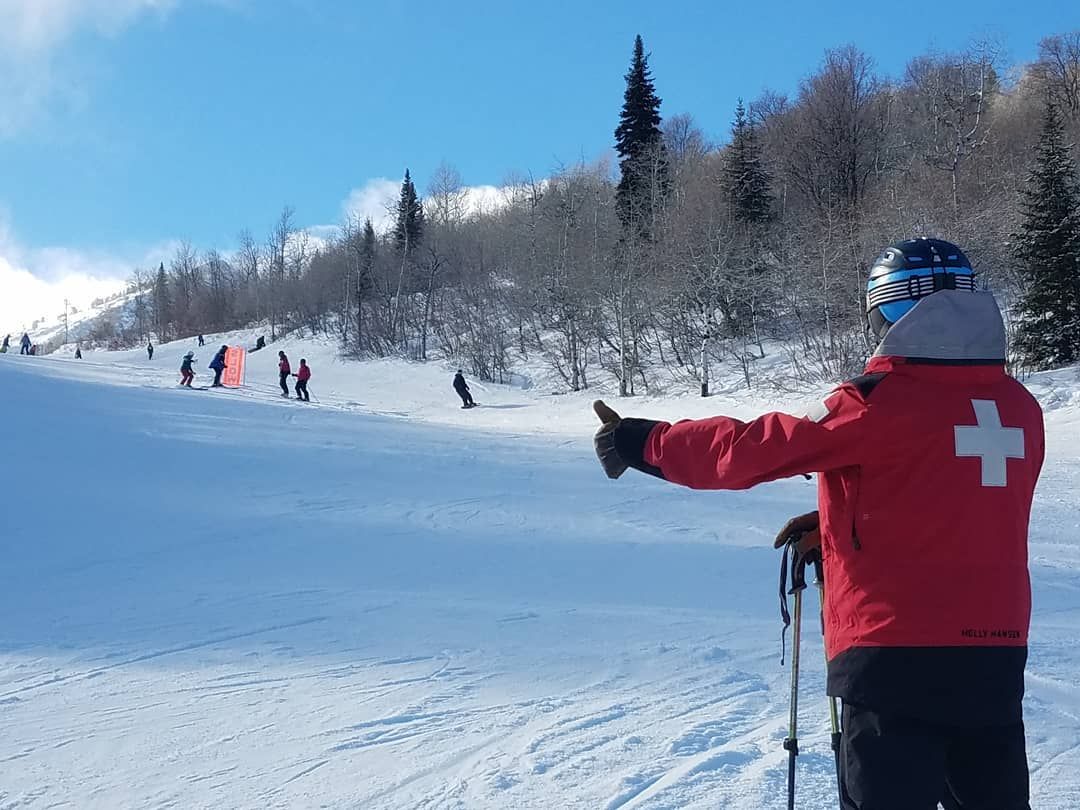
left=592, top=384, right=874, bottom=490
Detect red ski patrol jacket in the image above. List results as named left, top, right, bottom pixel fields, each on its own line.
left=279, top=356, right=291, bottom=375
left=610, top=291, right=1044, bottom=725
left=297, top=364, right=311, bottom=382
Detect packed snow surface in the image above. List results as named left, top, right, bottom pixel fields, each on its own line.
left=2, top=335, right=1079, bottom=809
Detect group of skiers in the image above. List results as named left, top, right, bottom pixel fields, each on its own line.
left=1, top=329, right=478, bottom=409
left=176, top=341, right=313, bottom=402
left=276, top=351, right=311, bottom=401
left=178, top=344, right=229, bottom=388
left=1, top=333, right=35, bottom=355
left=5, top=322, right=472, bottom=408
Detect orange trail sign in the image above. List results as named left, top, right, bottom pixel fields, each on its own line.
left=222, top=347, right=246, bottom=387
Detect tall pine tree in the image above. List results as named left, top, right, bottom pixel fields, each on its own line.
left=1013, top=100, right=1080, bottom=369
left=394, top=169, right=425, bottom=252
left=152, top=261, right=170, bottom=342
left=614, top=35, right=666, bottom=227
left=724, top=99, right=773, bottom=223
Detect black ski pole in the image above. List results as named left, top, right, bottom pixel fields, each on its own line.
left=780, top=543, right=811, bottom=810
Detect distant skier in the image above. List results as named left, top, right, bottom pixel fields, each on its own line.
left=197, top=334, right=205, bottom=347
left=277, top=351, right=291, bottom=397
left=209, top=345, right=227, bottom=387
left=28, top=344, right=37, bottom=356
left=294, top=358, right=311, bottom=402
left=75, top=345, right=83, bottom=360
left=147, top=341, right=154, bottom=360
left=1, top=334, right=9, bottom=353
left=453, top=369, right=475, bottom=408
left=20, top=333, right=31, bottom=355
left=251, top=335, right=266, bottom=352
left=180, top=351, right=195, bottom=387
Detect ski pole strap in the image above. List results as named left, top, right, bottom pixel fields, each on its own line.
left=779, top=541, right=791, bottom=665
left=779, top=539, right=811, bottom=665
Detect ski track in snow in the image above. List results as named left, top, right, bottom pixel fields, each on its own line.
left=1, top=346, right=1079, bottom=809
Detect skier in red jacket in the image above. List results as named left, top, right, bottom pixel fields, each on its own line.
left=294, top=358, right=311, bottom=402
left=277, top=351, right=291, bottom=397
left=593, top=239, right=1043, bottom=810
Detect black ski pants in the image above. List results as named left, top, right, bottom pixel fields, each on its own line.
left=295, top=379, right=309, bottom=401
left=456, top=388, right=474, bottom=407
left=840, top=703, right=1030, bottom=810
left=212, top=368, right=223, bottom=386
left=279, top=371, right=290, bottom=396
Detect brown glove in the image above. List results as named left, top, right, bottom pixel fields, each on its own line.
left=593, top=400, right=628, bottom=479
left=773, top=510, right=821, bottom=554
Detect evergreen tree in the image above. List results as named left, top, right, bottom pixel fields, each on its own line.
left=1013, top=100, right=1080, bottom=369
left=614, top=35, right=667, bottom=226
left=152, top=261, right=170, bottom=342
left=394, top=169, right=425, bottom=251
left=358, top=217, right=376, bottom=304
left=724, top=99, right=773, bottom=223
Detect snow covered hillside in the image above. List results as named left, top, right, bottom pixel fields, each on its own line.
left=1, top=342, right=1079, bottom=809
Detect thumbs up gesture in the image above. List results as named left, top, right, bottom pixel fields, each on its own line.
left=592, top=399, right=628, bottom=479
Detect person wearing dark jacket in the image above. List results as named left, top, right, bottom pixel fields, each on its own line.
left=180, top=351, right=195, bottom=386
left=453, top=369, right=475, bottom=408
left=1, top=334, right=9, bottom=353
left=198, top=334, right=205, bottom=347
left=74, top=345, right=82, bottom=360
left=20, top=333, right=31, bottom=355
left=294, top=359, right=311, bottom=402
left=147, top=341, right=154, bottom=360
left=592, top=239, right=1043, bottom=810
left=209, top=345, right=227, bottom=387
left=278, top=351, right=291, bottom=396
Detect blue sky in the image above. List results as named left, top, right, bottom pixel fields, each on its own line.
left=1, top=0, right=1077, bottom=328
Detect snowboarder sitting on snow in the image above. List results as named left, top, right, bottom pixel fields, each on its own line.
left=592, top=238, right=1043, bottom=810
left=453, top=369, right=475, bottom=408
left=147, top=341, right=154, bottom=360
left=294, top=359, right=311, bottom=402
left=251, top=335, right=266, bottom=352
left=20, top=333, right=31, bottom=355
left=278, top=351, right=291, bottom=396
left=209, top=345, right=227, bottom=387
left=180, top=351, right=196, bottom=387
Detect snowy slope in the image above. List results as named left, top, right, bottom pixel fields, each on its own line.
left=7, top=289, right=139, bottom=353
left=1, top=344, right=1079, bottom=809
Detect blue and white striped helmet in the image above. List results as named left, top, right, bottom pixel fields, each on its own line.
left=866, top=237, right=975, bottom=338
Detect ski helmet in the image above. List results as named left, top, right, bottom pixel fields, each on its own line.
left=184, top=351, right=194, bottom=359
left=866, top=237, right=975, bottom=339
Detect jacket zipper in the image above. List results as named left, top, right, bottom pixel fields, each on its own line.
left=851, top=470, right=863, bottom=551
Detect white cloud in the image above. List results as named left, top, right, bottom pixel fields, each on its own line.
left=340, top=178, right=402, bottom=233
left=0, top=0, right=182, bottom=135
left=329, top=177, right=514, bottom=239
left=0, top=217, right=167, bottom=335
left=0, top=0, right=178, bottom=56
